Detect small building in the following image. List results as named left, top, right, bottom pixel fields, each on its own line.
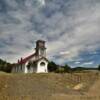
left=12, top=40, right=48, bottom=73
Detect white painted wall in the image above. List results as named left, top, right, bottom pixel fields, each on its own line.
left=12, top=59, right=48, bottom=73
left=37, top=59, right=48, bottom=73
left=24, top=61, right=35, bottom=73
left=25, top=62, right=28, bottom=73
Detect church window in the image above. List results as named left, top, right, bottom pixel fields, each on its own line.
left=40, top=62, right=45, bottom=66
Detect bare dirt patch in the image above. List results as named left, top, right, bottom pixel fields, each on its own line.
left=0, top=71, right=99, bottom=100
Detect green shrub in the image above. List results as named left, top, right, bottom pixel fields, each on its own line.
left=98, top=65, right=100, bottom=71
left=48, top=61, right=58, bottom=72
left=55, top=67, right=65, bottom=73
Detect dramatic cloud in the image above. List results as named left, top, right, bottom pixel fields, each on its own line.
left=0, top=0, right=100, bottom=67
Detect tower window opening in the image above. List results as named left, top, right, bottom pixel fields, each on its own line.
left=40, top=62, right=45, bottom=66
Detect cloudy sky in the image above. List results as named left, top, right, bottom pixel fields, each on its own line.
left=0, top=0, right=100, bottom=67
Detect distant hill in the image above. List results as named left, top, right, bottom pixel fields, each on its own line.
left=72, top=67, right=98, bottom=71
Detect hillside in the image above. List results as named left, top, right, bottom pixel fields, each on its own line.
left=0, top=71, right=99, bottom=100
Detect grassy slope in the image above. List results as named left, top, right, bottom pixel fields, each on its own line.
left=0, top=71, right=99, bottom=100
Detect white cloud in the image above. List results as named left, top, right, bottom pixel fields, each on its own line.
left=38, top=0, right=45, bottom=6
left=82, top=62, right=94, bottom=65
left=0, top=0, right=100, bottom=65
left=75, top=62, right=80, bottom=64
left=60, top=51, right=70, bottom=55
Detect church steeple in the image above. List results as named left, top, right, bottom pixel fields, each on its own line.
left=35, top=40, right=46, bottom=58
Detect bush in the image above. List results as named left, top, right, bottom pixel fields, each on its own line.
left=48, top=61, right=58, bottom=72
left=98, top=65, right=100, bottom=71
left=48, top=62, right=72, bottom=73
left=55, top=67, right=65, bottom=73
left=63, top=64, right=72, bottom=73
left=0, top=59, right=12, bottom=73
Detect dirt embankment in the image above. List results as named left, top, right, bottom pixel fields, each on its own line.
left=0, top=72, right=99, bottom=100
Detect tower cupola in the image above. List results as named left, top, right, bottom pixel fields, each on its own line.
left=35, top=40, right=46, bottom=58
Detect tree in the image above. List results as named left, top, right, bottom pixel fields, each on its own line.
left=48, top=61, right=58, bottom=72
left=0, top=59, right=12, bottom=73
left=55, top=67, right=65, bottom=73
left=4, top=63, right=12, bottom=73
left=62, top=64, right=71, bottom=73
left=98, top=65, right=100, bottom=71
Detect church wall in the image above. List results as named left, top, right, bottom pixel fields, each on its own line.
left=28, top=66, right=33, bottom=73
left=12, top=65, right=19, bottom=73
left=12, top=66, right=16, bottom=73
left=25, top=62, right=28, bottom=73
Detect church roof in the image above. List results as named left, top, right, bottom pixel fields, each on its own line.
left=35, top=57, right=48, bottom=62
left=18, top=53, right=36, bottom=64
left=18, top=54, right=48, bottom=65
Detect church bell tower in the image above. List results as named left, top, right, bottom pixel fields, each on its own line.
left=35, top=40, right=46, bottom=58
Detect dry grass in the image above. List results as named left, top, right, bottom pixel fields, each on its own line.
left=0, top=71, right=99, bottom=100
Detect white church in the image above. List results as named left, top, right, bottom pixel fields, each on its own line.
left=12, top=40, right=48, bottom=73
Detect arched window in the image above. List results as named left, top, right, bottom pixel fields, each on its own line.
left=27, top=61, right=31, bottom=70
left=40, top=62, right=45, bottom=66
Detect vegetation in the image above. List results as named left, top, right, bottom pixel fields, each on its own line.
left=0, top=59, right=12, bottom=73
left=48, top=61, right=58, bottom=72
left=55, top=64, right=72, bottom=73
left=98, top=65, right=100, bottom=71
left=72, top=67, right=98, bottom=72
left=48, top=61, right=72, bottom=73
left=55, top=67, right=65, bottom=73
left=62, top=64, right=72, bottom=73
